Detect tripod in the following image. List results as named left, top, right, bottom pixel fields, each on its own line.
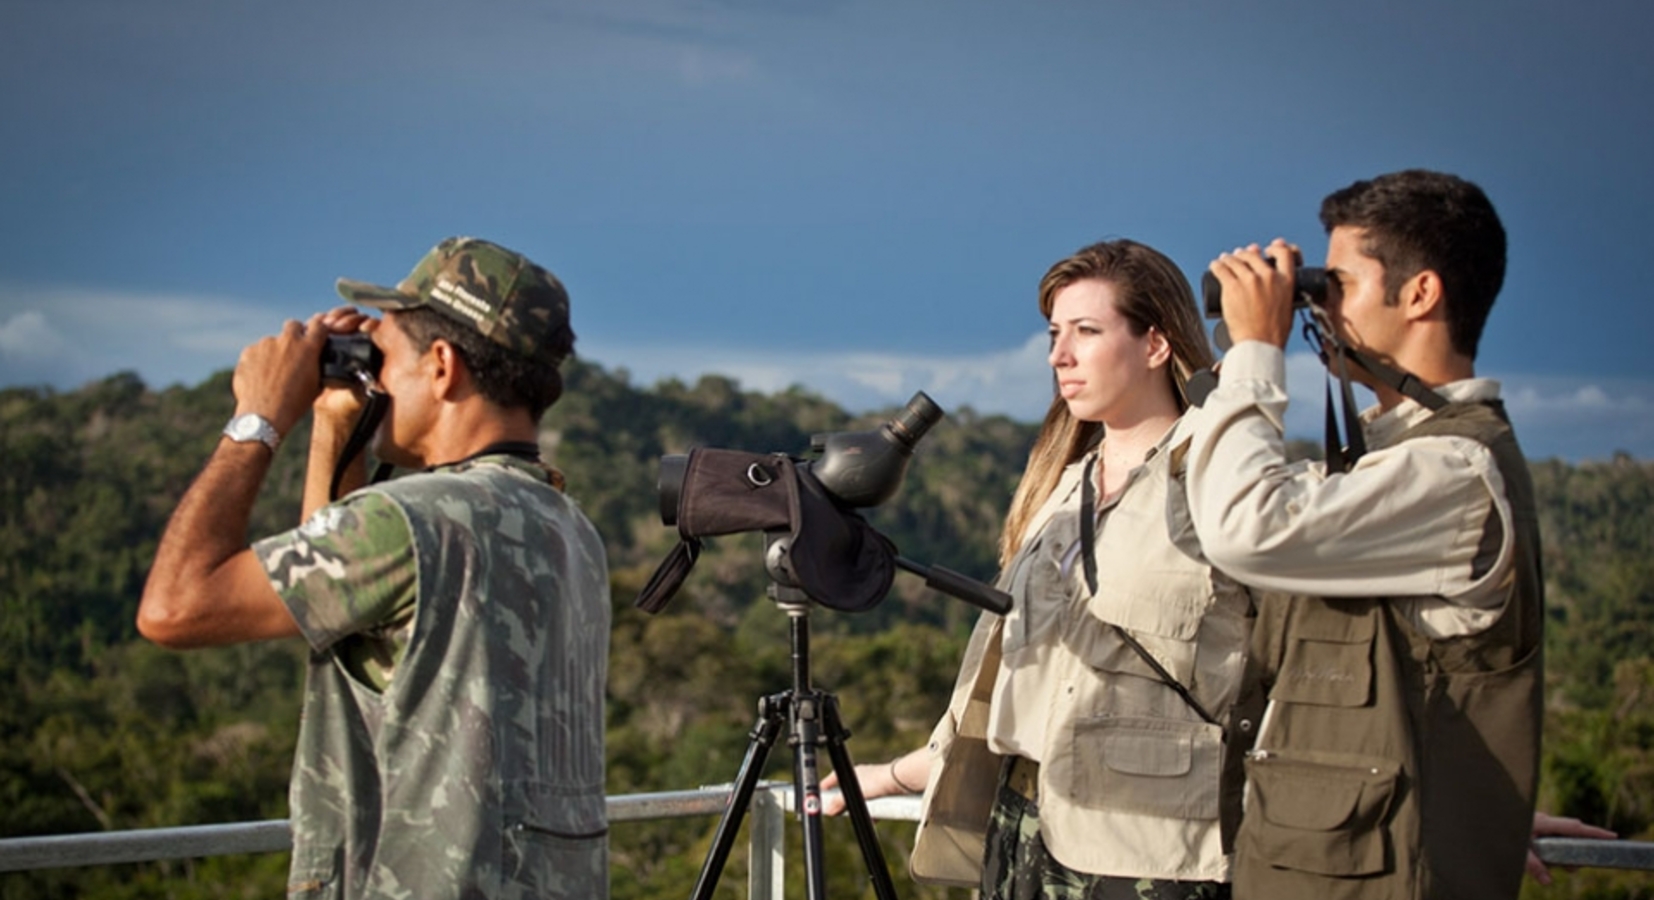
left=688, top=579, right=900, bottom=900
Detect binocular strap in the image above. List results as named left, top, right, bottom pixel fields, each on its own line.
left=330, top=387, right=392, bottom=502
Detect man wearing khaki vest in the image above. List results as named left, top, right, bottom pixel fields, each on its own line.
left=1187, top=170, right=1542, bottom=899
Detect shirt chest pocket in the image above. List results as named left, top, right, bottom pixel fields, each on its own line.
left=1086, top=499, right=1212, bottom=640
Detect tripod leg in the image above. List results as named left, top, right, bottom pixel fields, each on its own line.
left=689, top=693, right=787, bottom=900
left=822, top=695, right=901, bottom=900
left=790, top=693, right=830, bottom=900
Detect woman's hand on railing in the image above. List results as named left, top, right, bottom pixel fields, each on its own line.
left=820, top=751, right=926, bottom=816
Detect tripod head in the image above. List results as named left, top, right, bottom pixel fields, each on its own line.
left=634, top=392, right=1010, bottom=617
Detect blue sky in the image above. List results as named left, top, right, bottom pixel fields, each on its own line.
left=2, top=0, right=1650, bottom=461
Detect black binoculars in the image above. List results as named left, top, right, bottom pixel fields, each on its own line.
left=320, top=334, right=382, bottom=383
left=1201, top=264, right=1329, bottom=318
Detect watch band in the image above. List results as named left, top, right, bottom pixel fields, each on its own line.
left=222, top=413, right=282, bottom=452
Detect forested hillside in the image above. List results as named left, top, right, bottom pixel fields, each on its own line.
left=2, top=364, right=1649, bottom=899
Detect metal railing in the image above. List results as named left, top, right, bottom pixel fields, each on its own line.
left=1, top=786, right=1647, bottom=896
left=0, top=784, right=922, bottom=899
left=1528, top=835, right=1654, bottom=871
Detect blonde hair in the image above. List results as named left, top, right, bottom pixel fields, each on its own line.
left=997, top=239, right=1214, bottom=566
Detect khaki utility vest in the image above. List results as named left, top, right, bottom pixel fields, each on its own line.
left=1233, top=401, right=1543, bottom=900
left=912, top=439, right=1253, bottom=885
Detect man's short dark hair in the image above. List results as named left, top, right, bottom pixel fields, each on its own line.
left=393, top=308, right=565, bottom=420
left=1320, top=169, right=1506, bottom=360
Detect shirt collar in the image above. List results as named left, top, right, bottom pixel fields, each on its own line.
left=1363, top=377, right=1502, bottom=448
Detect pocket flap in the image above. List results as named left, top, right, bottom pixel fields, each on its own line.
left=1101, top=723, right=1193, bottom=777
left=1257, top=770, right=1364, bottom=831
left=1243, top=752, right=1400, bottom=876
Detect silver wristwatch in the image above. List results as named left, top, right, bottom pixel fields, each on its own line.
left=222, top=413, right=282, bottom=451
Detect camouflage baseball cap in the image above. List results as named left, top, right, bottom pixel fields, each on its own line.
left=335, top=237, right=573, bottom=364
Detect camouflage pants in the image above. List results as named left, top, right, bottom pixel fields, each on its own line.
left=980, top=768, right=1229, bottom=900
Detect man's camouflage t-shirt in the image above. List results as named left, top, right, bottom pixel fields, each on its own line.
left=256, top=493, right=417, bottom=691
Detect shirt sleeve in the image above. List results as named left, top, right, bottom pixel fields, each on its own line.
left=1181, top=341, right=1514, bottom=617
left=251, top=490, right=418, bottom=652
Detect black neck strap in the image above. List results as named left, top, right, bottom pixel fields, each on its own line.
left=1301, top=313, right=1448, bottom=473
left=330, top=384, right=391, bottom=502
left=1322, top=336, right=1369, bottom=474
left=427, top=440, right=542, bottom=471
left=1079, top=458, right=1219, bottom=727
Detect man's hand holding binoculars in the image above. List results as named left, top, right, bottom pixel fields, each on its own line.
left=1207, top=239, right=1303, bottom=349
left=311, top=306, right=377, bottom=428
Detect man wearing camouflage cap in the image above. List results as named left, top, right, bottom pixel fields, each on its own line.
left=139, top=237, right=611, bottom=899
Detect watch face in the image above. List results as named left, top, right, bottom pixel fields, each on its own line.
left=226, top=414, right=278, bottom=448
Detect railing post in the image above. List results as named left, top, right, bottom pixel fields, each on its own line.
left=748, top=784, right=786, bottom=900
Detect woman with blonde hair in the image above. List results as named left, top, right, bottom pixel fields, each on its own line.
left=827, top=239, right=1246, bottom=899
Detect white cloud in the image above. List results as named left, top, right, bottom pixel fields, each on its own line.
left=1491, top=373, right=1654, bottom=461
left=582, top=330, right=1054, bottom=418
left=1500, top=378, right=1650, bottom=418
left=0, top=284, right=282, bottom=390
left=0, top=310, right=68, bottom=360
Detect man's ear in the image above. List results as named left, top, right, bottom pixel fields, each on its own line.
left=1402, top=269, right=1446, bottom=323
left=427, top=339, right=466, bottom=400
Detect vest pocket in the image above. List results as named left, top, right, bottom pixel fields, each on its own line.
left=1270, top=610, right=1375, bottom=708
left=502, top=780, right=608, bottom=895
left=1069, top=715, right=1222, bottom=819
left=1242, top=750, right=1399, bottom=876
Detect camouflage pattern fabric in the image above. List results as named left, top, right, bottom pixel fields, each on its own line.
left=981, top=774, right=1229, bottom=900
left=260, top=491, right=416, bottom=691
left=336, top=236, right=574, bottom=365
left=253, top=455, right=610, bottom=899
